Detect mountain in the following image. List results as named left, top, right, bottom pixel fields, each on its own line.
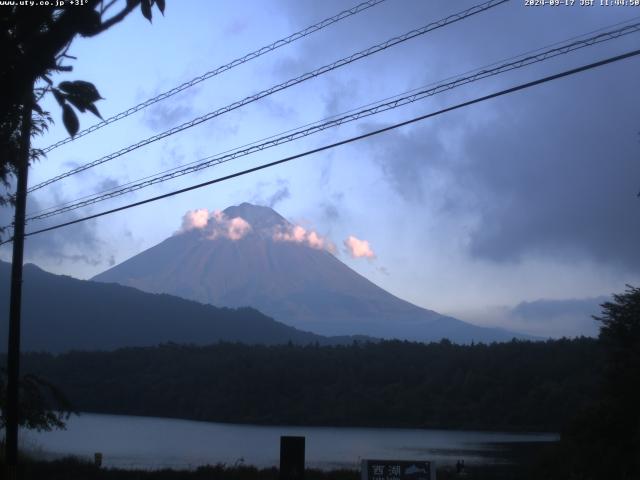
left=0, top=261, right=344, bottom=353
left=93, top=202, right=525, bottom=343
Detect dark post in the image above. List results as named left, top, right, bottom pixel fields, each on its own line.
left=280, top=436, right=305, bottom=480
left=5, top=81, right=33, bottom=478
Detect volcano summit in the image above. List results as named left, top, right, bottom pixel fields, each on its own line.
left=93, top=203, right=523, bottom=343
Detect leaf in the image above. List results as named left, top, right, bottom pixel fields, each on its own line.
left=85, top=103, right=103, bottom=120
left=156, top=0, right=165, bottom=15
left=65, top=95, right=87, bottom=113
left=32, top=102, right=44, bottom=115
left=59, top=80, right=102, bottom=103
left=52, top=88, right=66, bottom=106
left=62, top=104, right=79, bottom=138
left=141, top=0, right=152, bottom=22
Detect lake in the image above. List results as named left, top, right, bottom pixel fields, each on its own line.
left=22, top=413, right=558, bottom=471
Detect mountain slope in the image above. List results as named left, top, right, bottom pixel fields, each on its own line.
left=93, top=203, right=525, bottom=343
left=0, top=261, right=336, bottom=353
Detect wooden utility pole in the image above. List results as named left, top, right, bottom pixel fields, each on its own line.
left=5, top=80, right=34, bottom=479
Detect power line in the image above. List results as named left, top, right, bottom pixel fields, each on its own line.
left=40, top=0, right=389, bottom=154
left=28, top=0, right=509, bottom=193
left=4, top=47, right=637, bottom=244
left=31, top=14, right=640, bottom=220
left=25, top=21, right=640, bottom=223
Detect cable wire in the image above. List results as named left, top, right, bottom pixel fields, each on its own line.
left=40, top=0, right=389, bottom=154
left=25, top=21, right=640, bottom=222
left=31, top=14, right=640, bottom=219
left=28, top=0, right=509, bottom=193
left=3, top=47, right=636, bottom=244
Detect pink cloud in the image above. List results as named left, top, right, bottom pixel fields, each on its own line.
left=343, top=235, right=375, bottom=259
left=227, top=217, right=252, bottom=240
left=273, top=224, right=336, bottom=253
left=179, top=209, right=251, bottom=240
left=181, top=209, right=210, bottom=231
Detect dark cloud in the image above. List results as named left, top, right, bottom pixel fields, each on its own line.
left=250, top=178, right=291, bottom=209
left=368, top=120, right=451, bottom=204
left=508, top=296, right=609, bottom=337
left=95, top=176, right=119, bottom=192
left=513, top=296, right=608, bottom=324
left=142, top=86, right=200, bottom=132
left=323, top=77, right=359, bottom=118
left=0, top=192, right=111, bottom=268
left=458, top=63, right=640, bottom=270
left=320, top=191, right=344, bottom=223
left=322, top=203, right=340, bottom=222
left=267, top=184, right=291, bottom=208
left=368, top=48, right=640, bottom=271
left=143, top=103, right=194, bottom=132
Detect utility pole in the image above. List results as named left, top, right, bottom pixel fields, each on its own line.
left=5, top=80, right=34, bottom=479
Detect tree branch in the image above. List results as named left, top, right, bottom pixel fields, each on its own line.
left=90, top=0, right=140, bottom=36
left=101, top=0, right=119, bottom=16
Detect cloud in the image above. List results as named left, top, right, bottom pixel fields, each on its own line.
left=0, top=192, right=109, bottom=269
left=181, top=208, right=210, bottom=231
left=250, top=179, right=291, bottom=209
left=458, top=67, right=640, bottom=271
left=512, top=296, right=609, bottom=325
left=144, top=103, right=194, bottom=131
left=267, top=184, right=290, bottom=208
left=322, top=203, right=340, bottom=222
left=95, top=177, right=119, bottom=192
left=273, top=224, right=336, bottom=253
left=320, top=191, right=344, bottom=223
left=142, top=86, right=199, bottom=131
left=368, top=56, right=640, bottom=272
left=278, top=0, right=640, bottom=274
left=322, top=77, right=360, bottom=118
left=178, top=208, right=252, bottom=241
left=343, top=235, right=376, bottom=259
left=224, top=216, right=252, bottom=240
left=224, top=18, right=249, bottom=36
left=464, top=296, right=609, bottom=338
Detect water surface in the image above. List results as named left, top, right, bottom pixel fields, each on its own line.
left=23, top=413, right=558, bottom=470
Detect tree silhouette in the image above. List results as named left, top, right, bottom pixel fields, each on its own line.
left=592, top=286, right=640, bottom=477
left=545, top=286, right=640, bottom=480
left=0, top=368, right=73, bottom=433
left=0, top=2, right=166, bottom=468
left=0, top=0, right=165, bottom=213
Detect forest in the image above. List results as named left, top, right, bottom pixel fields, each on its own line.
left=13, top=337, right=601, bottom=432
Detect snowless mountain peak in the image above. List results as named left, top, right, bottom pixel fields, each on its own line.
left=223, top=203, right=289, bottom=232
left=94, top=202, right=529, bottom=343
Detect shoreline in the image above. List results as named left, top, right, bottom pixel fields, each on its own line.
left=49, top=410, right=563, bottom=436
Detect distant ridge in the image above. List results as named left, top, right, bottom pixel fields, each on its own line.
left=0, top=261, right=360, bottom=353
left=93, top=202, right=529, bottom=343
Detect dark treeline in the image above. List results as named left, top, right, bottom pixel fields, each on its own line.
left=12, top=337, right=600, bottom=432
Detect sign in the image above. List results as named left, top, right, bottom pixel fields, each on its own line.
left=361, top=460, right=435, bottom=480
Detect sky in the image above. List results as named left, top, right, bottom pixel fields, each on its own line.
left=2, top=0, right=640, bottom=338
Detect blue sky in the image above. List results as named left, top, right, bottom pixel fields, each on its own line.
left=2, top=0, right=639, bottom=337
